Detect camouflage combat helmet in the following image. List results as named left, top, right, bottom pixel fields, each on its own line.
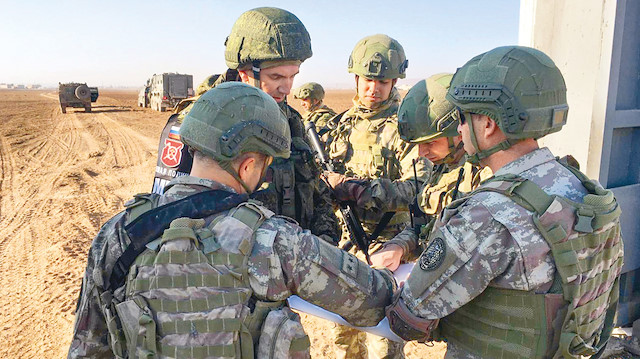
left=398, top=73, right=462, bottom=164
left=348, top=34, right=408, bottom=80
left=447, top=45, right=569, bottom=164
left=224, top=7, right=312, bottom=70
left=180, top=82, right=291, bottom=192
left=293, top=82, right=325, bottom=101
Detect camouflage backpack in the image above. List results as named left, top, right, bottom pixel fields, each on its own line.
left=106, top=193, right=310, bottom=358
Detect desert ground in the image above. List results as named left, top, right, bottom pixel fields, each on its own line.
left=0, top=89, right=446, bottom=358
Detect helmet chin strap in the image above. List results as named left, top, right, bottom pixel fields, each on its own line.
left=219, top=156, right=272, bottom=195
left=251, top=60, right=261, bottom=88
left=437, top=138, right=464, bottom=165
left=464, top=113, right=521, bottom=165
left=219, top=160, right=253, bottom=194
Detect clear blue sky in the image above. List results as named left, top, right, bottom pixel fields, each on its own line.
left=0, top=0, right=520, bottom=89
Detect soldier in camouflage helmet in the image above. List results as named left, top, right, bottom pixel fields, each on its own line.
left=151, top=7, right=340, bottom=245
left=293, top=82, right=337, bottom=137
left=68, top=82, right=397, bottom=358
left=323, top=34, right=429, bottom=359
left=331, top=73, right=491, bottom=271
left=385, top=46, right=623, bottom=359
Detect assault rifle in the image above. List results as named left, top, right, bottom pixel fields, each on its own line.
left=409, top=159, right=429, bottom=235
left=305, top=122, right=372, bottom=264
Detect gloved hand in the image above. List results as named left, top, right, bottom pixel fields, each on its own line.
left=323, top=171, right=368, bottom=203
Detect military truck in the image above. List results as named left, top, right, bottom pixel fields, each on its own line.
left=58, top=83, right=99, bottom=113
left=149, top=73, right=194, bottom=112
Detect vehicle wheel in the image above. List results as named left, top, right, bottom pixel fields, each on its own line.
left=75, top=85, right=91, bottom=100
left=61, top=106, right=66, bottom=114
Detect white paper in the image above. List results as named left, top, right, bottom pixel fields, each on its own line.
left=286, top=263, right=416, bottom=343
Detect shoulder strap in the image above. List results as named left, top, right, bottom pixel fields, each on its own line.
left=108, top=189, right=249, bottom=290
left=473, top=174, right=554, bottom=215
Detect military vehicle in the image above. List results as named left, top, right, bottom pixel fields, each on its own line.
left=149, top=73, right=193, bottom=112
left=58, top=83, right=99, bottom=113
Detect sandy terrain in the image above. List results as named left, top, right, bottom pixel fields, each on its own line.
left=0, top=89, right=445, bottom=358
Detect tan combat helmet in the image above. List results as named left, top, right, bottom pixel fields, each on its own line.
left=348, top=34, right=408, bottom=80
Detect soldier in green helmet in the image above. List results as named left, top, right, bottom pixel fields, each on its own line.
left=68, top=82, right=397, bottom=358
left=331, top=73, right=492, bottom=271
left=385, top=46, right=623, bottom=359
left=293, top=82, right=337, bottom=137
left=323, top=33, right=430, bottom=359
left=152, top=7, right=340, bottom=245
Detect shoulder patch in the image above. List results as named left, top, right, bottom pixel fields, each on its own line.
left=419, top=237, right=446, bottom=271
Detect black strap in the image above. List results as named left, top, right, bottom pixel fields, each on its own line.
left=369, top=211, right=396, bottom=242
left=108, top=189, right=248, bottom=290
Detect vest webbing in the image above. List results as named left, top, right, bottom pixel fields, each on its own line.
left=120, top=199, right=279, bottom=358
left=439, top=163, right=623, bottom=359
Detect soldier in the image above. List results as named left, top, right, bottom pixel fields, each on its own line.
left=152, top=7, right=340, bottom=245
left=385, top=46, right=623, bottom=359
left=324, top=34, right=429, bottom=359
left=68, top=82, right=397, bottom=358
left=330, top=73, right=491, bottom=271
left=293, top=82, right=337, bottom=136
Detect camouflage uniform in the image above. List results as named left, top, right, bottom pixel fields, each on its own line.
left=387, top=46, right=623, bottom=359
left=302, top=104, right=337, bottom=135
left=328, top=89, right=430, bottom=242
left=394, top=148, right=622, bottom=358
left=292, top=82, right=337, bottom=135
left=365, top=160, right=491, bottom=262
left=68, top=176, right=396, bottom=358
left=152, top=52, right=340, bottom=243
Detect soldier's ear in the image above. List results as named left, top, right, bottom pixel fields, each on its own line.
left=238, top=70, right=251, bottom=85
left=482, top=115, right=501, bottom=139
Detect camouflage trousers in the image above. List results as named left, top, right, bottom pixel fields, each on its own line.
left=332, top=323, right=405, bottom=359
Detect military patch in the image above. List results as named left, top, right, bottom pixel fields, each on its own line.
left=161, top=138, right=184, bottom=167
left=419, top=237, right=446, bottom=271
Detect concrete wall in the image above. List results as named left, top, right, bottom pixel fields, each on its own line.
left=518, top=0, right=617, bottom=179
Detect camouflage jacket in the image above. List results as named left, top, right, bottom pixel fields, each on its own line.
left=303, top=104, right=337, bottom=135
left=327, top=90, right=430, bottom=239
left=398, top=148, right=594, bottom=358
left=385, top=160, right=492, bottom=262
left=68, top=176, right=396, bottom=358
left=152, top=69, right=340, bottom=242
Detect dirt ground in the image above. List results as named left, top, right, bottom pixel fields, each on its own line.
left=0, top=89, right=445, bottom=358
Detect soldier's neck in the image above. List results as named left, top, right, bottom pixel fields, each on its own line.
left=481, top=139, right=539, bottom=172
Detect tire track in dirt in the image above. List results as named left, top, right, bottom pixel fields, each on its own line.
left=0, top=91, right=159, bottom=358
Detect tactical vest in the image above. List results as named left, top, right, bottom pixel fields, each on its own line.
left=108, top=196, right=311, bottom=358
left=336, top=116, right=410, bottom=236
left=437, top=164, right=623, bottom=358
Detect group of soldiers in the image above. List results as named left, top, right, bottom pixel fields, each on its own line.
left=69, top=6, right=624, bottom=359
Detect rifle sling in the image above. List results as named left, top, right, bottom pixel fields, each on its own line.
left=369, top=211, right=396, bottom=242
left=108, top=189, right=248, bottom=290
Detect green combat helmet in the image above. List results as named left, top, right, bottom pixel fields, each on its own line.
left=293, top=82, right=325, bottom=101
left=224, top=7, right=312, bottom=84
left=348, top=34, right=408, bottom=80
left=180, top=82, right=291, bottom=192
left=447, top=45, right=569, bottom=164
left=398, top=73, right=461, bottom=164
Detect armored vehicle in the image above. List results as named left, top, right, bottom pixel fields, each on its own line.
left=149, top=73, right=193, bottom=112
left=58, top=83, right=99, bottom=113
